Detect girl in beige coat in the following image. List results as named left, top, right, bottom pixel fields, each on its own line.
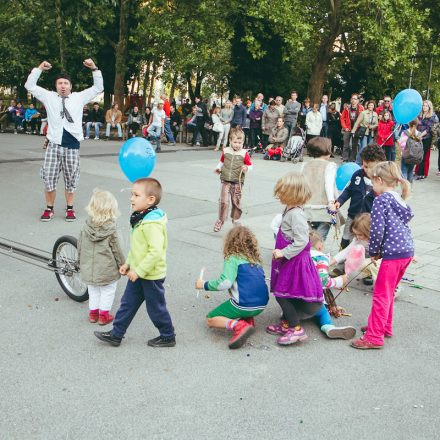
left=78, top=189, right=125, bottom=325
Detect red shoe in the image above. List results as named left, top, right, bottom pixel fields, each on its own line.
left=244, top=317, right=255, bottom=327
left=89, top=310, right=99, bottom=323
left=228, top=320, right=254, bottom=349
left=65, top=208, right=76, bottom=222
left=351, top=337, right=383, bottom=350
left=98, top=313, right=114, bottom=326
left=40, top=209, right=54, bottom=222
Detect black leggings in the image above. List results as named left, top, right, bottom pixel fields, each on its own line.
left=276, top=297, right=322, bottom=328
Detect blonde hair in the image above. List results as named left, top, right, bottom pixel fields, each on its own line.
left=421, top=100, right=434, bottom=118
left=229, top=127, right=245, bottom=142
left=274, top=172, right=312, bottom=206
left=223, top=226, right=262, bottom=265
left=350, top=213, right=371, bottom=239
left=371, top=161, right=411, bottom=200
left=85, top=188, right=120, bottom=227
left=309, top=230, right=323, bottom=248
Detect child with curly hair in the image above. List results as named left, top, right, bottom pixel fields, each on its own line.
left=267, top=172, right=323, bottom=345
left=195, top=226, right=269, bottom=349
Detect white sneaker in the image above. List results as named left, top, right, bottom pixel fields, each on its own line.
left=84, top=136, right=89, bottom=140
left=196, top=142, right=200, bottom=146
left=94, top=137, right=99, bottom=140
left=14, top=130, right=17, bottom=134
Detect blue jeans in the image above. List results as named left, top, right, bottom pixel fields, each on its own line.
left=356, top=134, right=374, bottom=165
left=105, top=123, right=122, bottom=138
left=147, top=124, right=162, bottom=150
left=401, top=160, right=415, bottom=183
left=164, top=117, right=175, bottom=143
left=111, top=278, right=175, bottom=339
left=85, top=121, right=102, bottom=138
left=320, top=121, right=329, bottom=138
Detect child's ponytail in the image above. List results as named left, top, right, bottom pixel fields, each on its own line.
left=372, top=161, right=411, bottom=200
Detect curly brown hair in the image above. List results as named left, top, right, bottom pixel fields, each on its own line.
left=223, top=226, right=262, bottom=265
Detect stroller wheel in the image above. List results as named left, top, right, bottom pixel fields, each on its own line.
left=293, top=158, right=298, bottom=164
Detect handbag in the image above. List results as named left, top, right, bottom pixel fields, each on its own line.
left=354, top=126, right=367, bottom=139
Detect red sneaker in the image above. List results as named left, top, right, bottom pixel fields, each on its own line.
left=98, top=313, right=114, bottom=326
left=244, top=317, right=255, bottom=327
left=351, top=337, right=383, bottom=350
left=65, top=208, right=76, bottom=222
left=89, top=310, right=99, bottom=323
left=40, top=209, right=54, bottom=222
left=228, top=320, right=254, bottom=349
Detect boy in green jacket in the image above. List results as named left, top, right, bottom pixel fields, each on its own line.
left=94, top=178, right=175, bottom=347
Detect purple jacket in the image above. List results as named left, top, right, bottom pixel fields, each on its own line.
left=249, top=108, right=263, bottom=129
left=417, top=115, right=438, bottom=140
left=369, top=192, right=414, bottom=260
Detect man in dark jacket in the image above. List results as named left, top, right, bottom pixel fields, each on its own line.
left=85, top=102, right=104, bottom=139
left=231, top=96, right=247, bottom=128
left=191, top=96, right=209, bottom=146
left=170, top=104, right=182, bottom=142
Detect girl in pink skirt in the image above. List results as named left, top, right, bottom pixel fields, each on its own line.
left=267, top=172, right=323, bottom=346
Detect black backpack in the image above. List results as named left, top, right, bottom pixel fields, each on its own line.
left=402, top=132, right=423, bottom=165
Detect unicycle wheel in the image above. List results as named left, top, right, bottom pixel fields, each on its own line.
left=52, top=235, right=88, bottom=302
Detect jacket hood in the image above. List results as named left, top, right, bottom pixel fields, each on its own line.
left=141, top=208, right=167, bottom=224
left=83, top=218, right=117, bottom=242
left=387, top=192, right=413, bottom=225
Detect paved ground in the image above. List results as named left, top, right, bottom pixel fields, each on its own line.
left=0, top=134, right=439, bottom=440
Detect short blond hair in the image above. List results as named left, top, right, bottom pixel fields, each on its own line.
left=309, top=230, right=323, bottom=248
left=372, top=161, right=411, bottom=200
left=350, top=213, right=371, bottom=238
left=85, top=188, right=120, bottom=227
left=229, top=127, right=245, bottom=142
left=274, top=172, right=312, bottom=206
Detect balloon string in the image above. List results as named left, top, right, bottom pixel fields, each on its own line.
left=378, top=123, right=402, bottom=148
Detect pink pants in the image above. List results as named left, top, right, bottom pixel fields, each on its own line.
left=364, top=258, right=412, bottom=345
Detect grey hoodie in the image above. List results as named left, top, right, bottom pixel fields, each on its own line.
left=77, top=219, right=125, bottom=285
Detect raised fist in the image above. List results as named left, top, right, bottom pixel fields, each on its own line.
left=83, top=58, right=97, bottom=70
left=38, top=61, right=52, bottom=71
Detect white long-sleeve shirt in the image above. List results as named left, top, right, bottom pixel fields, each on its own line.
left=305, top=111, right=323, bottom=135
left=25, top=68, right=104, bottom=145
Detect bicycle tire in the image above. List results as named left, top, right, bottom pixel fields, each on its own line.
left=52, top=235, right=88, bottom=302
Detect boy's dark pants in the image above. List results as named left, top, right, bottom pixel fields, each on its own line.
left=111, top=278, right=175, bottom=339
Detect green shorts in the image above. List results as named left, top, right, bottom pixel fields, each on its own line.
left=206, top=299, right=264, bottom=319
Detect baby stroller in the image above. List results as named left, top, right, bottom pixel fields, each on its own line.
left=281, top=127, right=306, bottom=163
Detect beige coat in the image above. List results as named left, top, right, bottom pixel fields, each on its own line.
left=105, top=109, right=122, bottom=124
left=352, top=109, right=378, bottom=136
left=78, top=219, right=125, bottom=286
left=262, top=107, right=280, bottom=135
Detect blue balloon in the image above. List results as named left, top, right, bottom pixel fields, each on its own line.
left=118, top=137, right=156, bottom=182
left=393, top=89, right=422, bottom=124
left=336, top=162, right=360, bottom=191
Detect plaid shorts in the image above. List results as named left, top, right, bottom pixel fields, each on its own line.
left=40, top=142, right=80, bottom=192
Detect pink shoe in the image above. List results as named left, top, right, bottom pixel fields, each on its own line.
left=244, top=317, right=255, bottom=327
left=266, top=320, right=289, bottom=336
left=98, top=312, right=114, bottom=326
left=89, top=310, right=99, bottom=323
left=277, top=327, right=308, bottom=345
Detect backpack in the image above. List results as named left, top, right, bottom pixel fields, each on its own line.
left=402, top=132, right=423, bottom=165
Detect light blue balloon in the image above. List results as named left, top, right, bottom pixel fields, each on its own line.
left=393, top=89, right=423, bottom=124
left=336, top=162, right=360, bottom=191
left=118, top=137, right=156, bottom=182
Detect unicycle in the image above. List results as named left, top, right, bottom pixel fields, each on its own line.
left=52, top=235, right=88, bottom=302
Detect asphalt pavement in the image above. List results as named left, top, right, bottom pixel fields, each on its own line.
left=0, top=134, right=439, bottom=440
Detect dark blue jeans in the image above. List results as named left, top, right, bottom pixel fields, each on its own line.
left=112, top=278, right=175, bottom=339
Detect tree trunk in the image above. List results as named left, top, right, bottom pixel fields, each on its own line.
left=55, top=0, right=65, bottom=69
left=169, top=72, right=178, bottom=101
left=194, top=71, right=204, bottom=98
left=147, top=63, right=157, bottom=106
left=142, top=61, right=151, bottom=110
left=113, top=0, right=130, bottom=110
left=307, top=0, right=342, bottom=104
left=104, top=91, right=112, bottom=110
left=186, top=72, right=195, bottom=103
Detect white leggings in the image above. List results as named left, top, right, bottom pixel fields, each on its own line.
left=219, top=123, right=230, bottom=147
left=88, top=281, right=118, bottom=311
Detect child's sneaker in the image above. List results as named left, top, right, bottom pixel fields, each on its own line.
left=322, top=324, right=356, bottom=340
left=40, top=209, right=54, bottom=222
left=244, top=317, right=255, bottom=327
left=362, top=276, right=374, bottom=286
left=65, top=208, right=76, bottom=222
left=266, top=320, right=289, bottom=336
left=351, top=337, right=382, bottom=350
left=94, top=331, right=122, bottom=347
left=228, top=320, right=254, bottom=349
left=147, top=335, right=176, bottom=347
left=89, top=310, right=99, bottom=323
left=277, top=327, right=308, bottom=345
left=98, top=312, right=114, bottom=326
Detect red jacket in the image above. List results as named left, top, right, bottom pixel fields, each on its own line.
left=377, top=120, right=395, bottom=146
left=163, top=99, right=170, bottom=118
left=340, top=105, right=364, bottom=131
